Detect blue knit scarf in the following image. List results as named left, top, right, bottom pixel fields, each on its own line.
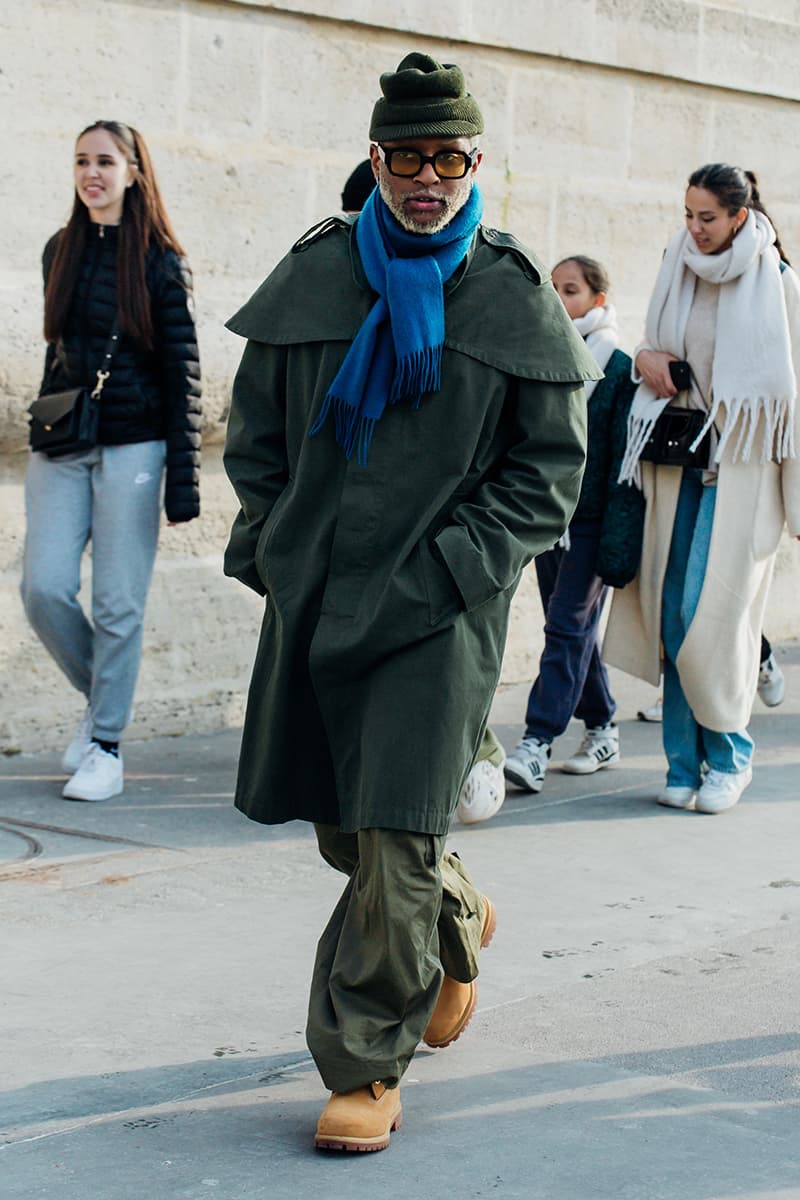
left=310, top=183, right=484, bottom=464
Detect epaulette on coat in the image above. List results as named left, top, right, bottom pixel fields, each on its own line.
left=479, top=226, right=546, bottom=285
left=292, top=214, right=357, bottom=254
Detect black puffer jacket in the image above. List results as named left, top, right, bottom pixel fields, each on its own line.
left=40, top=224, right=201, bottom=522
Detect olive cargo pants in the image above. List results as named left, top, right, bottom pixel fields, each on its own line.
left=307, top=825, right=487, bottom=1093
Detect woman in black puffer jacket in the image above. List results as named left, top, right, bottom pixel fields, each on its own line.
left=21, top=120, right=201, bottom=803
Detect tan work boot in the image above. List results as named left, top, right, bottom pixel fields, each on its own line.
left=314, top=1081, right=402, bottom=1152
left=423, top=894, right=496, bottom=1048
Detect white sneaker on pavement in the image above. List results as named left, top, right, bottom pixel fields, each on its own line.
left=562, top=723, right=620, bottom=775
left=695, top=766, right=752, bottom=814
left=457, top=757, right=506, bottom=824
left=503, top=736, right=551, bottom=793
left=62, top=743, right=124, bottom=802
left=657, top=785, right=696, bottom=809
left=62, top=706, right=93, bottom=775
left=637, top=698, right=663, bottom=723
left=757, top=654, right=785, bottom=707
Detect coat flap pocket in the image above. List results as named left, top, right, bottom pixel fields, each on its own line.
left=28, top=390, right=84, bottom=426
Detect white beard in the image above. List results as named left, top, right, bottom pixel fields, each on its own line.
left=378, top=173, right=473, bottom=235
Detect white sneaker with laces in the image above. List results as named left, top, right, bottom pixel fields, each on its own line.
left=562, top=723, right=620, bottom=775
left=503, top=737, right=551, bottom=793
left=62, top=706, right=93, bottom=775
left=62, top=743, right=124, bottom=802
left=457, top=758, right=506, bottom=824
left=757, top=653, right=785, bottom=707
left=657, top=785, right=696, bottom=809
left=695, top=766, right=752, bottom=814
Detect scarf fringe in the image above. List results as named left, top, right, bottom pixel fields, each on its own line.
left=309, top=393, right=332, bottom=439
left=618, top=400, right=668, bottom=485
left=311, top=393, right=377, bottom=466
left=391, top=345, right=442, bottom=405
left=705, top=393, right=796, bottom=465
left=617, top=391, right=796, bottom=487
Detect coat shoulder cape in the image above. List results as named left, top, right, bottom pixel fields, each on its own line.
left=226, top=219, right=601, bottom=384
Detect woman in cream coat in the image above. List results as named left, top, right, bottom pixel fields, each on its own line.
left=605, top=163, right=800, bottom=814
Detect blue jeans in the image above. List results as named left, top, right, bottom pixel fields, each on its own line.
left=21, top=441, right=166, bottom=742
left=524, top=520, right=615, bottom=742
left=661, top=469, right=753, bottom=787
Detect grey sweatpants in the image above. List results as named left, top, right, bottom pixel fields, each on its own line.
left=307, top=824, right=486, bottom=1093
left=21, top=442, right=166, bottom=742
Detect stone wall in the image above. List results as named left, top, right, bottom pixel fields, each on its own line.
left=2, top=0, right=799, bottom=751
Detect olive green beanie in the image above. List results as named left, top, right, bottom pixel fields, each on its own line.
left=369, top=52, right=484, bottom=142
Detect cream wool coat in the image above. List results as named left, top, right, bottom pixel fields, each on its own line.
left=604, top=266, right=800, bottom=732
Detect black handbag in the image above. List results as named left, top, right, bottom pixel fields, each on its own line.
left=639, top=405, right=711, bottom=470
left=28, top=323, right=120, bottom=458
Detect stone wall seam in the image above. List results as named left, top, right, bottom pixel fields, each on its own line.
left=216, top=0, right=800, bottom=104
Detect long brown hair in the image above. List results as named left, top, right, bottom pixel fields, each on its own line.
left=44, top=121, right=185, bottom=350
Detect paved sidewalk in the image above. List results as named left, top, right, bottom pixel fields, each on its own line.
left=1, top=647, right=799, bottom=1199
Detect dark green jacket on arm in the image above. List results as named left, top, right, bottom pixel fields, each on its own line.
left=223, top=219, right=598, bottom=835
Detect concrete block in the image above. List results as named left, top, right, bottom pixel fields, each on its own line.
left=706, top=95, right=800, bottom=200
left=701, top=6, right=800, bottom=100
left=594, top=0, right=702, bottom=78
left=3, top=2, right=184, bottom=136
left=165, top=148, right=312, bottom=278
left=262, top=26, right=379, bottom=151
left=470, top=0, right=597, bottom=61
left=183, top=5, right=268, bottom=140
left=502, top=562, right=546, bottom=685
left=230, top=0, right=472, bottom=41
left=629, top=84, right=715, bottom=185
left=705, top=1, right=800, bottom=22
left=484, top=176, right=553, bottom=267
left=550, top=182, right=677, bottom=349
left=509, top=66, right=633, bottom=181
left=0, top=285, right=45, bottom=452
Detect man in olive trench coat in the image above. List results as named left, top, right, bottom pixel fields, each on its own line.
left=223, top=52, right=598, bottom=1152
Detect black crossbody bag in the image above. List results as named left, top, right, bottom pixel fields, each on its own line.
left=28, top=322, right=120, bottom=458
left=639, top=360, right=711, bottom=470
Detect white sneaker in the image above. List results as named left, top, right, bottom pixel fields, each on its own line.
left=757, top=653, right=785, bottom=707
left=695, top=766, right=752, bottom=814
left=457, top=758, right=506, bottom=824
left=657, top=785, right=696, bottom=809
left=62, top=706, right=93, bottom=774
left=562, top=723, right=620, bottom=775
left=62, top=743, right=124, bottom=802
left=637, top=698, right=663, bottom=723
left=504, top=736, right=551, bottom=793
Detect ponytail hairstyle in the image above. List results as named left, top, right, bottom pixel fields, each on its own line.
left=44, top=121, right=186, bottom=350
left=687, top=162, right=790, bottom=266
left=553, top=255, right=610, bottom=296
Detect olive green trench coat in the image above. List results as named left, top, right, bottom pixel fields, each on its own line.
left=223, top=220, right=598, bottom=834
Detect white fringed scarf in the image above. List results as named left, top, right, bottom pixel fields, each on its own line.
left=618, top=209, right=796, bottom=485
left=559, top=304, right=621, bottom=549
left=574, top=303, right=619, bottom=400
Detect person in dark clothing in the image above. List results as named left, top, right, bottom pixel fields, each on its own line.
left=341, top=159, right=376, bottom=214
left=505, top=255, right=643, bottom=795
left=223, top=53, right=594, bottom=1152
left=21, top=120, right=201, bottom=802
